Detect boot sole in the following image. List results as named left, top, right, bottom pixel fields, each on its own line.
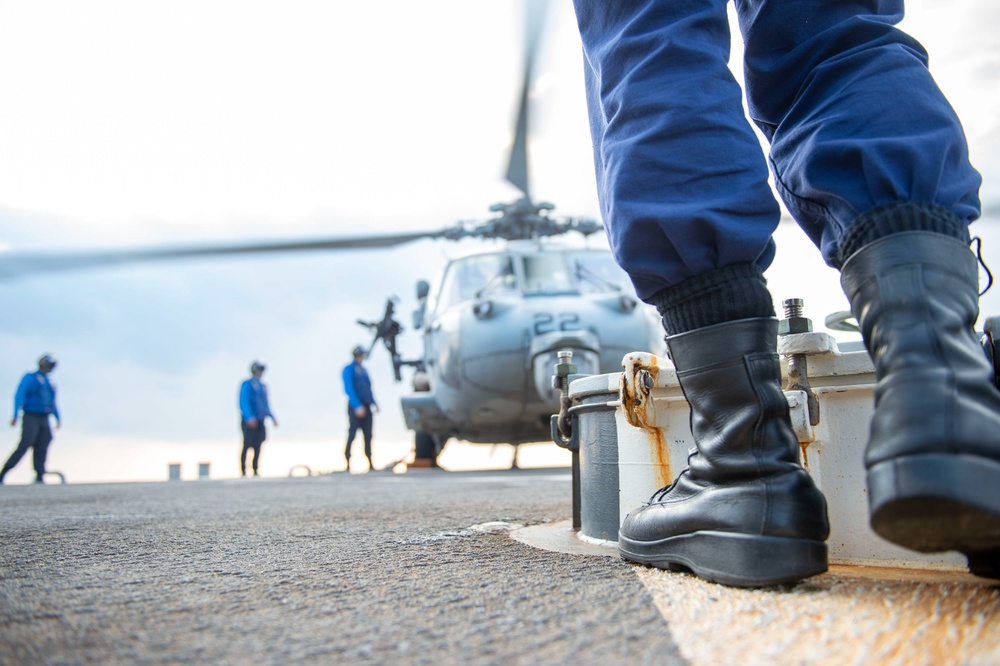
left=868, top=453, right=1000, bottom=575
left=618, top=531, right=828, bottom=588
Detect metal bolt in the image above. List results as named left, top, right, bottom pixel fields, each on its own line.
left=554, top=350, right=577, bottom=381
left=778, top=297, right=812, bottom=336
left=783, top=298, right=804, bottom=319
left=552, top=350, right=577, bottom=449
left=780, top=298, right=819, bottom=425
left=638, top=369, right=654, bottom=390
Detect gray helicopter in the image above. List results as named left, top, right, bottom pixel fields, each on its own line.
left=353, top=202, right=665, bottom=468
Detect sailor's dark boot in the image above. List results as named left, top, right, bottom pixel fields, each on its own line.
left=618, top=317, right=830, bottom=587
left=840, top=224, right=1000, bottom=577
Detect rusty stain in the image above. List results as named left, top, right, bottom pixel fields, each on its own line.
left=799, top=441, right=810, bottom=470
left=649, top=427, right=671, bottom=488
left=621, top=355, right=672, bottom=487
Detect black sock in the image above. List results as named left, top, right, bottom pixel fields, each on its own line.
left=835, top=201, right=970, bottom=267
left=652, top=263, right=775, bottom=336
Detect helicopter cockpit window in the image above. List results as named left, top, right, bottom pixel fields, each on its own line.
left=570, top=251, right=630, bottom=294
left=521, top=253, right=574, bottom=294
left=437, top=254, right=515, bottom=310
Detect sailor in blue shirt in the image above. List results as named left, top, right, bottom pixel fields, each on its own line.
left=239, top=361, right=277, bottom=477
left=342, top=346, right=377, bottom=471
left=2, top=354, right=60, bottom=484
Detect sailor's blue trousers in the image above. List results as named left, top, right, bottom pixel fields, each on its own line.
left=573, top=0, right=981, bottom=301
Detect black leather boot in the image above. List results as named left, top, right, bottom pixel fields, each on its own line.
left=841, top=231, right=1000, bottom=576
left=618, top=317, right=830, bottom=587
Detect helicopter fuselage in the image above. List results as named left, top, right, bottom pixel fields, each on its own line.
left=400, top=241, right=663, bottom=445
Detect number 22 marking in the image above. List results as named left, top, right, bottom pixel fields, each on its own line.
left=533, top=312, right=580, bottom=334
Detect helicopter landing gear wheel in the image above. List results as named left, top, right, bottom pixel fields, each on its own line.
left=412, top=431, right=440, bottom=468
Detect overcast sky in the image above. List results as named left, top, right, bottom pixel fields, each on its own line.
left=0, top=1, right=997, bottom=483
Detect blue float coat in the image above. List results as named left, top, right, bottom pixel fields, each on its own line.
left=342, top=361, right=375, bottom=410
left=239, top=377, right=273, bottom=422
left=13, top=371, right=59, bottom=420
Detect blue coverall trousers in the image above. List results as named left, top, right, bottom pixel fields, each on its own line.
left=573, top=0, right=981, bottom=302
left=241, top=419, right=266, bottom=475
left=2, top=413, right=52, bottom=480
left=345, top=405, right=373, bottom=465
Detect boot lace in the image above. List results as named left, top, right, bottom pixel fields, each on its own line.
left=973, top=236, right=993, bottom=297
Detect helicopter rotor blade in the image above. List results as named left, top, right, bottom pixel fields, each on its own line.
left=0, top=229, right=443, bottom=280
left=504, top=0, right=551, bottom=199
